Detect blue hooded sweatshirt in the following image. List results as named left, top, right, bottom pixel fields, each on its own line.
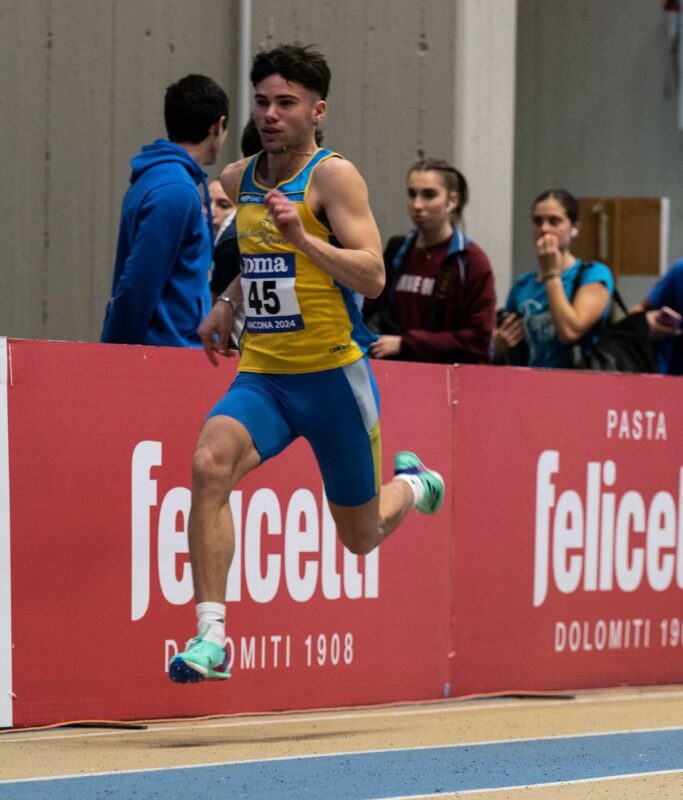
left=101, top=139, right=213, bottom=347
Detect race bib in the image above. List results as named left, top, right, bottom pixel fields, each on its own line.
left=240, top=253, right=304, bottom=333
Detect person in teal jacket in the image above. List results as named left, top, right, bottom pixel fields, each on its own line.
left=101, top=74, right=228, bottom=347
left=494, top=188, right=613, bottom=368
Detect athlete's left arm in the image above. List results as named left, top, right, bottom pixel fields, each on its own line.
left=264, top=159, right=385, bottom=298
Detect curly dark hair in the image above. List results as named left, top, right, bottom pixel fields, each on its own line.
left=251, top=43, right=331, bottom=99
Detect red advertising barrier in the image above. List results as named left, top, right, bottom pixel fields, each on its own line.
left=2, top=339, right=683, bottom=728
left=3, top=340, right=453, bottom=727
left=449, top=366, right=683, bottom=695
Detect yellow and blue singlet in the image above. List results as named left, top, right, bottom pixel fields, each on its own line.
left=234, top=148, right=374, bottom=374
left=207, top=149, right=381, bottom=506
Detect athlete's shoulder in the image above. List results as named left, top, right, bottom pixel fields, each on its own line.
left=220, top=156, right=254, bottom=202
left=312, top=154, right=368, bottom=194
left=314, top=152, right=355, bottom=176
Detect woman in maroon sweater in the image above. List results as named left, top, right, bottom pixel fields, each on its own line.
left=364, top=158, right=495, bottom=363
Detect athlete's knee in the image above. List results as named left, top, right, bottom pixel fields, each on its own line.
left=191, top=440, right=238, bottom=495
left=348, top=538, right=378, bottom=556
left=336, top=525, right=378, bottom=556
left=330, top=497, right=382, bottom=556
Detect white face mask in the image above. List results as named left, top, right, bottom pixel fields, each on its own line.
left=215, top=208, right=237, bottom=242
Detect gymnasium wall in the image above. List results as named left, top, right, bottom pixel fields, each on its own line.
left=2, top=3, right=679, bottom=336
left=514, top=1, right=683, bottom=305
left=0, top=0, right=462, bottom=344
left=0, top=0, right=240, bottom=344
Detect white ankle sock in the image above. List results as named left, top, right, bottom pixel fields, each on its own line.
left=196, top=601, right=226, bottom=647
left=395, top=473, right=425, bottom=507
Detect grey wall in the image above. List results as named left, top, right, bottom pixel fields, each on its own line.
left=248, top=0, right=518, bottom=302
left=4, top=1, right=679, bottom=341
left=248, top=0, right=458, bottom=251
left=0, top=0, right=239, bottom=342
left=1, top=0, right=460, bottom=343
left=514, top=0, right=683, bottom=306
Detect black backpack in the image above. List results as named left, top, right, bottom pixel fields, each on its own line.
left=572, top=264, right=657, bottom=373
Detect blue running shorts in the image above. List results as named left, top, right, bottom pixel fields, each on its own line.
left=206, top=358, right=381, bottom=507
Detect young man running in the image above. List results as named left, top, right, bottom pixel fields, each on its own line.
left=170, top=44, right=444, bottom=683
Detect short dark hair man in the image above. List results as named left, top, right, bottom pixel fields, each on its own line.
left=101, top=74, right=228, bottom=347
left=169, top=45, right=444, bottom=683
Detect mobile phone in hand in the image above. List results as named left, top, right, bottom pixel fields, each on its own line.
left=656, top=306, right=682, bottom=329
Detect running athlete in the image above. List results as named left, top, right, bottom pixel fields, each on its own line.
left=169, top=44, right=445, bottom=684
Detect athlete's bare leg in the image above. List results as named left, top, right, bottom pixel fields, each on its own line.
left=328, top=479, right=415, bottom=556
left=169, top=415, right=261, bottom=683
left=188, top=415, right=260, bottom=603
left=172, top=430, right=443, bottom=683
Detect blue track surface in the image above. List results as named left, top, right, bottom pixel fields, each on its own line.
left=2, top=728, right=683, bottom=799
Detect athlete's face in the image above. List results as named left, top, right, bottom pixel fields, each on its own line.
left=406, top=170, right=457, bottom=234
left=252, top=74, right=325, bottom=153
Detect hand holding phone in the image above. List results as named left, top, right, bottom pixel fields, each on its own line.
left=656, top=306, right=682, bottom=330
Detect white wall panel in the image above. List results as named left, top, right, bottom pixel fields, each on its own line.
left=455, top=0, right=517, bottom=301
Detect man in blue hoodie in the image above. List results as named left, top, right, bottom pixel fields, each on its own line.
left=101, top=74, right=229, bottom=347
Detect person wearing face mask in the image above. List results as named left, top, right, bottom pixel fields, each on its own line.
left=208, top=178, right=239, bottom=303
left=207, top=178, right=244, bottom=348
left=207, top=179, right=235, bottom=239
left=494, top=188, right=614, bottom=368
left=364, top=158, right=495, bottom=363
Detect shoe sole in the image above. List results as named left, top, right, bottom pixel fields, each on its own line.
left=169, top=656, right=231, bottom=683
left=169, top=657, right=206, bottom=684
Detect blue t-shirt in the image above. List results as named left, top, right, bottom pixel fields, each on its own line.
left=647, top=258, right=683, bottom=375
left=506, top=260, right=614, bottom=368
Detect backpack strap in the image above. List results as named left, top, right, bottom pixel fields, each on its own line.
left=455, top=253, right=466, bottom=282
left=447, top=228, right=470, bottom=283
left=613, top=287, right=628, bottom=317
left=390, top=232, right=417, bottom=272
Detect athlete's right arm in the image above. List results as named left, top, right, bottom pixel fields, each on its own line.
left=198, top=275, right=243, bottom=366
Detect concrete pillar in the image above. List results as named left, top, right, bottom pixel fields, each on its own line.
left=454, top=0, right=517, bottom=302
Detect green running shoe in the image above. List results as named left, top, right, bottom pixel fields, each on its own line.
left=169, top=636, right=230, bottom=683
left=394, top=450, right=445, bottom=515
